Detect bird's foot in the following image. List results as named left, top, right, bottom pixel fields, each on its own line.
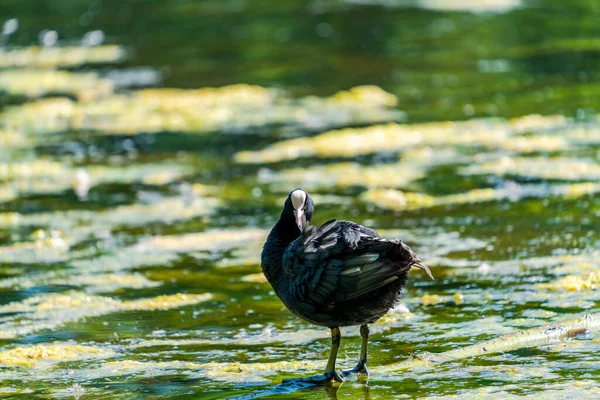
left=282, top=370, right=344, bottom=385
left=341, top=363, right=369, bottom=378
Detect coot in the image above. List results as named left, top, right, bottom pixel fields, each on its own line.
left=261, top=188, right=433, bottom=383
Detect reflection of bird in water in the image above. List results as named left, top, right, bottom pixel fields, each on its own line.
left=323, top=383, right=340, bottom=400
left=312, top=381, right=370, bottom=400
left=262, top=188, right=433, bottom=383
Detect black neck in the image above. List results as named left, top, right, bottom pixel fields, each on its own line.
left=261, top=219, right=301, bottom=285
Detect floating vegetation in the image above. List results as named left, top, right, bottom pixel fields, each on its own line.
left=0, top=344, right=114, bottom=367
left=327, top=85, right=398, bottom=107
left=254, top=148, right=464, bottom=192
left=257, top=161, right=426, bottom=190
left=2, top=85, right=402, bottom=137
left=0, top=272, right=160, bottom=292
left=1, top=226, right=266, bottom=297
left=362, top=188, right=437, bottom=211
left=240, top=273, right=268, bottom=283
left=133, top=228, right=267, bottom=254
left=0, top=160, right=195, bottom=203
left=94, top=195, right=218, bottom=227
left=0, top=292, right=212, bottom=339
left=0, top=45, right=127, bottom=68
left=462, top=156, right=600, bottom=181
left=0, top=229, right=68, bottom=264
left=0, top=70, right=113, bottom=101
left=68, top=252, right=179, bottom=275
left=495, top=135, right=569, bottom=153
left=0, top=128, right=30, bottom=151
left=98, top=359, right=319, bottom=383
left=234, top=114, right=573, bottom=164
left=377, top=313, right=600, bottom=372
left=361, top=181, right=600, bottom=211
left=461, top=252, right=600, bottom=279
left=0, top=195, right=220, bottom=263
left=536, top=272, right=600, bottom=292
left=130, top=327, right=328, bottom=349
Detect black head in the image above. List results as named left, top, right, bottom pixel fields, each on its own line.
left=281, top=188, right=314, bottom=233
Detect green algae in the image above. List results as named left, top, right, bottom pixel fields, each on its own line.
left=234, top=114, right=574, bottom=164
left=378, top=313, right=600, bottom=372
left=462, top=156, right=600, bottom=181
left=361, top=181, right=600, bottom=212
left=0, top=272, right=160, bottom=292
left=257, top=161, right=426, bottom=190
left=0, top=292, right=212, bottom=339
left=0, top=344, right=115, bottom=367
left=2, top=84, right=402, bottom=137
left=0, top=229, right=69, bottom=264
left=0, top=160, right=195, bottom=203
left=536, top=272, right=600, bottom=292
left=0, top=70, right=114, bottom=101
left=0, top=45, right=127, bottom=68
left=132, top=228, right=267, bottom=254
left=0, top=193, right=220, bottom=249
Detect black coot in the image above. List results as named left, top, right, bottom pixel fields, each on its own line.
left=261, top=188, right=433, bottom=383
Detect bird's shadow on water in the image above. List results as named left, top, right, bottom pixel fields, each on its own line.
left=228, top=380, right=371, bottom=400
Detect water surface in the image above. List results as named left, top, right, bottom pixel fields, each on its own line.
left=0, top=1, right=599, bottom=399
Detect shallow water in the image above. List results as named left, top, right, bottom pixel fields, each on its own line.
left=0, top=1, right=599, bottom=399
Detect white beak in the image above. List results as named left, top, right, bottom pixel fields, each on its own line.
left=294, top=208, right=305, bottom=232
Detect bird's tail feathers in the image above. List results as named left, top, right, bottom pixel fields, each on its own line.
left=388, top=240, right=434, bottom=280
left=409, top=259, right=434, bottom=280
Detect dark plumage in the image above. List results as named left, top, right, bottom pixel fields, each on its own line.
left=261, top=188, right=433, bottom=383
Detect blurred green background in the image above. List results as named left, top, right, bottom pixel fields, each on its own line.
left=3, top=0, right=600, bottom=121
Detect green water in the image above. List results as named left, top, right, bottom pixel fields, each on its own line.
left=0, top=1, right=599, bottom=399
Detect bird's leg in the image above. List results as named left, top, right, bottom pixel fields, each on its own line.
left=342, top=324, right=370, bottom=377
left=324, top=327, right=343, bottom=381
left=282, top=327, right=343, bottom=384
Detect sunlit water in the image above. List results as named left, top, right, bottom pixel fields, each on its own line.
left=0, top=1, right=599, bottom=399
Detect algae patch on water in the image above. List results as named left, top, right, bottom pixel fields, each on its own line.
left=257, top=161, right=426, bottom=190
left=133, top=228, right=267, bottom=254
left=101, top=359, right=320, bottom=383
left=0, top=292, right=212, bottom=339
left=0, top=160, right=194, bottom=203
left=0, top=194, right=219, bottom=252
left=0, top=45, right=128, bottom=68
left=2, top=84, right=402, bottom=137
left=0, top=70, right=114, bottom=101
left=234, top=114, right=573, bottom=163
left=536, top=272, right=600, bottom=292
left=240, top=273, right=268, bottom=283
left=131, top=228, right=268, bottom=269
left=0, top=228, right=69, bottom=264
left=0, top=344, right=114, bottom=368
left=462, top=156, right=600, bottom=181
left=361, top=181, right=600, bottom=212
left=0, top=272, right=159, bottom=292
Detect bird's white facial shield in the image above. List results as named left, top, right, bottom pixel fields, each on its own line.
left=291, top=190, right=307, bottom=232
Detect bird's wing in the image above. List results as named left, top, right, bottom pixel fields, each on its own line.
left=283, top=220, right=432, bottom=306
